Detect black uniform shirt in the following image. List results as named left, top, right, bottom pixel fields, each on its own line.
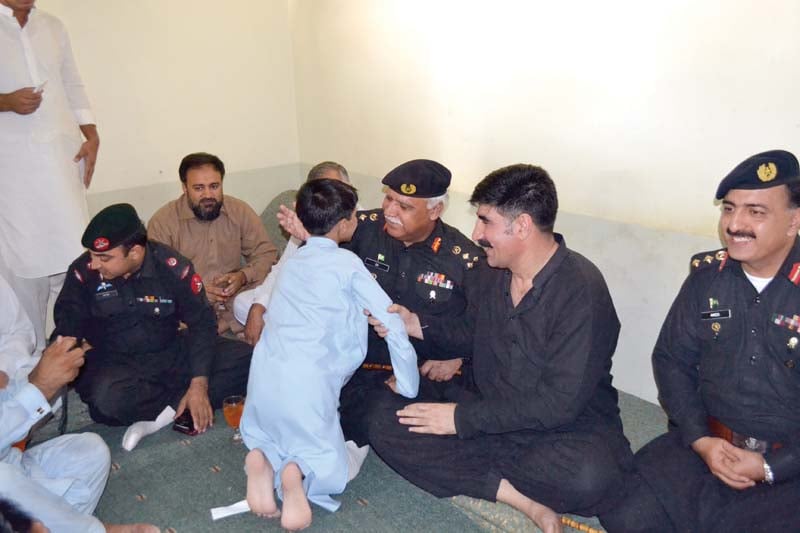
left=653, top=240, right=800, bottom=481
left=53, top=241, right=217, bottom=378
left=454, top=234, right=623, bottom=439
left=344, top=209, right=484, bottom=365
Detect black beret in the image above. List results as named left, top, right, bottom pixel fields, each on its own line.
left=715, top=150, right=800, bottom=200
left=381, top=159, right=451, bottom=198
left=81, top=203, right=145, bottom=252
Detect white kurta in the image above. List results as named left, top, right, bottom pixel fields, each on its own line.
left=241, top=237, right=419, bottom=512
left=0, top=273, right=37, bottom=381
left=0, top=6, right=93, bottom=278
left=0, top=273, right=106, bottom=533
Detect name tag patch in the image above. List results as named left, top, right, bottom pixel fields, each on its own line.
left=365, top=257, right=390, bottom=272
left=700, top=309, right=731, bottom=320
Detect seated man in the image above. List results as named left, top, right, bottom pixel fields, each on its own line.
left=600, top=150, right=800, bottom=533
left=148, top=152, right=277, bottom=333
left=53, top=203, right=252, bottom=449
left=0, top=273, right=156, bottom=533
left=233, top=160, right=354, bottom=345
left=278, top=160, right=484, bottom=446
left=367, top=164, right=633, bottom=533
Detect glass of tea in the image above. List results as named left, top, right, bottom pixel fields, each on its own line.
left=222, top=395, right=245, bottom=441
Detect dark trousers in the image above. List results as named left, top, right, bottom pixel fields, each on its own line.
left=599, top=430, right=800, bottom=533
left=75, top=336, right=252, bottom=425
left=340, top=367, right=470, bottom=446
left=366, top=387, right=631, bottom=516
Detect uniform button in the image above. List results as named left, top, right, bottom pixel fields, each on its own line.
left=750, top=355, right=757, bottom=364
left=750, top=328, right=757, bottom=336
left=400, top=272, right=406, bottom=278
left=754, top=296, right=761, bottom=304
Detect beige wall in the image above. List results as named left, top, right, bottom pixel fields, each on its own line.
left=39, top=0, right=300, bottom=193
left=291, top=0, right=800, bottom=237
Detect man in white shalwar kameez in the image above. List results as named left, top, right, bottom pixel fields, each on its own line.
left=0, top=0, right=100, bottom=352
left=0, top=273, right=158, bottom=533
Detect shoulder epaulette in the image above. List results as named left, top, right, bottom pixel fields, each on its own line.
left=690, top=249, right=728, bottom=272
left=439, top=227, right=484, bottom=270
left=150, top=241, right=193, bottom=280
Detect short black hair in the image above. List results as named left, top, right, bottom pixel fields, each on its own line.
left=0, top=499, right=34, bottom=533
left=179, top=152, right=225, bottom=183
left=296, top=179, right=358, bottom=236
left=787, top=182, right=800, bottom=208
left=469, top=164, right=558, bottom=233
left=120, top=227, right=147, bottom=256
left=307, top=161, right=349, bottom=183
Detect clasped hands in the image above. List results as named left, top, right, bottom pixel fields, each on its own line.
left=692, top=436, right=766, bottom=490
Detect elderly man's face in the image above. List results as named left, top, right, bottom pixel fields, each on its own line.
left=719, top=186, right=800, bottom=277
left=381, top=189, right=439, bottom=245
left=183, top=164, right=224, bottom=221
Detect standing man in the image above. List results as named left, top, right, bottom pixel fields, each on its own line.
left=368, top=164, right=632, bottom=533
left=148, top=152, right=277, bottom=333
left=53, top=204, right=252, bottom=449
left=600, top=150, right=800, bottom=533
left=0, top=0, right=100, bottom=351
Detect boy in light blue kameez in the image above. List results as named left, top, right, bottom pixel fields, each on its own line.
left=240, top=179, right=419, bottom=530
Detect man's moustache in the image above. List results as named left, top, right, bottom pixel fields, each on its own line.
left=726, top=230, right=756, bottom=239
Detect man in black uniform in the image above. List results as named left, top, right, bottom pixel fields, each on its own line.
left=367, top=164, right=632, bottom=533
left=53, top=203, right=252, bottom=439
left=600, top=150, right=800, bottom=533
left=294, top=159, right=483, bottom=445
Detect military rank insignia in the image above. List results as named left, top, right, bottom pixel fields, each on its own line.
left=191, top=273, right=203, bottom=294
left=431, top=237, right=441, bottom=253
left=789, top=263, right=800, bottom=285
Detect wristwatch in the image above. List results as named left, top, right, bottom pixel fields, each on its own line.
left=762, top=459, right=775, bottom=485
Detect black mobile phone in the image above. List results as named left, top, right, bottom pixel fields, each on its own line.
left=172, top=411, right=198, bottom=436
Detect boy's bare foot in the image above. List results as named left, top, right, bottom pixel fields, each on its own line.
left=280, top=462, right=312, bottom=531
left=245, top=449, right=280, bottom=518
left=105, top=524, right=161, bottom=533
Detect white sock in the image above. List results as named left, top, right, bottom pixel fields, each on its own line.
left=122, top=406, right=176, bottom=451
left=345, top=440, right=370, bottom=482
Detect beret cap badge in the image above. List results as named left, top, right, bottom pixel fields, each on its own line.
left=93, top=237, right=110, bottom=251
left=400, top=183, right=417, bottom=195
left=757, top=162, right=777, bottom=182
